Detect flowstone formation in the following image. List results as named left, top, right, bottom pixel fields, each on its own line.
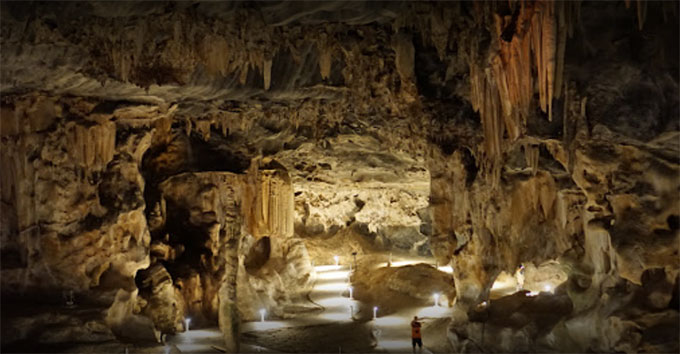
left=1, top=1, right=678, bottom=353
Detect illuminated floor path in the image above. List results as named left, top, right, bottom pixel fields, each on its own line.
left=169, top=264, right=356, bottom=353
left=169, top=261, right=451, bottom=353
left=241, top=264, right=359, bottom=331
left=307, top=264, right=359, bottom=323
left=168, top=328, right=226, bottom=353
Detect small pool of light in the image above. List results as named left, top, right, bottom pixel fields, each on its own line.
left=437, top=265, right=454, bottom=274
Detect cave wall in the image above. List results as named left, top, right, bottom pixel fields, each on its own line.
left=0, top=96, right=151, bottom=300
left=422, top=2, right=679, bottom=352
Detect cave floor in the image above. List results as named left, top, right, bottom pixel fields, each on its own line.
left=169, top=260, right=456, bottom=353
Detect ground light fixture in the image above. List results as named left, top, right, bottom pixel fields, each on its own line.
left=184, top=317, right=191, bottom=331
left=373, top=306, right=378, bottom=319
left=544, top=284, right=552, bottom=292
left=259, top=308, right=266, bottom=322
left=348, top=285, right=354, bottom=299
left=334, top=255, right=340, bottom=266
left=433, top=292, right=440, bottom=307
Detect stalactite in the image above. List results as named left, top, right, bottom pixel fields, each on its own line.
left=393, top=32, right=416, bottom=84
left=239, top=63, right=249, bottom=85
left=543, top=2, right=556, bottom=121
left=524, top=143, right=539, bottom=176
left=221, top=114, right=228, bottom=136
left=637, top=0, right=647, bottom=30
left=471, top=0, right=576, bottom=165
left=661, top=1, right=678, bottom=23
left=196, top=120, right=211, bottom=141
left=554, top=1, right=567, bottom=99
left=532, top=9, right=545, bottom=113
left=66, top=122, right=116, bottom=169
left=319, top=50, right=331, bottom=80
left=239, top=113, right=251, bottom=133
left=263, top=58, right=272, bottom=90
left=185, top=119, right=192, bottom=137
left=85, top=126, right=96, bottom=167
left=202, top=36, right=231, bottom=76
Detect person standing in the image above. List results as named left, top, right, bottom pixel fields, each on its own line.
left=411, top=316, right=423, bottom=353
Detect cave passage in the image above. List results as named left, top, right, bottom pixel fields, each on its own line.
left=1, top=1, right=678, bottom=353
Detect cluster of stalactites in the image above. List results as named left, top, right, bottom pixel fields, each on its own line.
left=100, top=11, right=323, bottom=91
left=179, top=111, right=255, bottom=141
left=468, top=0, right=580, bottom=185
left=66, top=121, right=116, bottom=170
left=242, top=160, right=295, bottom=239
left=624, top=0, right=678, bottom=31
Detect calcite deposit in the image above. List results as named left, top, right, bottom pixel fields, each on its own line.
left=1, top=1, right=677, bottom=353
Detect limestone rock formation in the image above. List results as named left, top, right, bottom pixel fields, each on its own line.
left=0, top=1, right=677, bottom=353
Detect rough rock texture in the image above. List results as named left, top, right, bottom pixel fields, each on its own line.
left=238, top=159, right=317, bottom=321
left=238, top=234, right=316, bottom=321
left=1, top=1, right=678, bottom=353
left=277, top=134, right=431, bottom=253
left=350, top=258, right=456, bottom=319
left=425, top=2, right=679, bottom=352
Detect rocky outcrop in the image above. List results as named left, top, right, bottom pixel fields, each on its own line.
left=149, top=172, right=243, bottom=329
left=239, top=161, right=316, bottom=321
left=0, top=97, right=149, bottom=298
left=277, top=135, right=431, bottom=254
left=0, top=96, right=157, bottom=351
left=426, top=2, right=679, bottom=352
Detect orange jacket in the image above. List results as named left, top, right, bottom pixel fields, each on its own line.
left=411, top=320, right=422, bottom=338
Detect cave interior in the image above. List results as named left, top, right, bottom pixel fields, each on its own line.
left=0, top=1, right=679, bottom=353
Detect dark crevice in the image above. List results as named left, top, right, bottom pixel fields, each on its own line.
left=667, top=214, right=679, bottom=231
left=461, top=148, right=478, bottom=187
